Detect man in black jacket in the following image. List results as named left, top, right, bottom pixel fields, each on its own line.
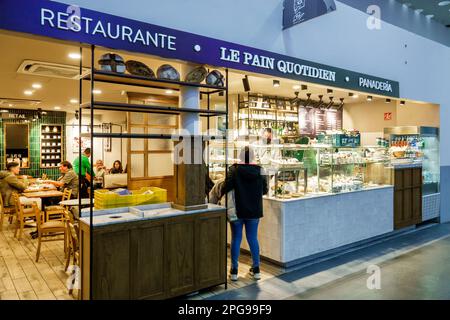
left=222, top=146, right=268, bottom=281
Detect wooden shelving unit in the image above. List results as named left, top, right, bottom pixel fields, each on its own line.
left=40, top=124, right=63, bottom=168
left=78, top=45, right=229, bottom=300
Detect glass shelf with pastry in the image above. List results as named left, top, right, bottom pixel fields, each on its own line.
left=251, top=144, right=393, bottom=200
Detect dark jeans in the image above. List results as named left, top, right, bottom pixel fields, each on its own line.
left=230, top=218, right=260, bottom=270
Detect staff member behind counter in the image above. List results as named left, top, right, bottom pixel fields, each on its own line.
left=252, top=128, right=281, bottom=164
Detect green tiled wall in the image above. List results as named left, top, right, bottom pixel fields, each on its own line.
left=0, top=109, right=66, bottom=180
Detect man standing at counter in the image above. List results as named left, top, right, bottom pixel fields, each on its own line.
left=73, top=148, right=94, bottom=198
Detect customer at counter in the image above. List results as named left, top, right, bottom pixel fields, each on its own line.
left=73, top=148, right=94, bottom=198
left=0, top=162, right=28, bottom=207
left=221, top=146, right=268, bottom=281
left=47, top=161, right=78, bottom=199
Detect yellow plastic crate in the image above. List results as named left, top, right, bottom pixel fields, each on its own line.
left=94, top=187, right=167, bottom=209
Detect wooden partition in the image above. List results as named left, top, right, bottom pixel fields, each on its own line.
left=392, top=167, right=422, bottom=229
left=80, top=210, right=226, bottom=300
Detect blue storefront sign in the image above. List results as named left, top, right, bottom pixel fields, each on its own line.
left=283, top=0, right=337, bottom=29
left=0, top=0, right=399, bottom=97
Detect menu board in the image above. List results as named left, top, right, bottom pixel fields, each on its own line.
left=298, top=107, right=342, bottom=136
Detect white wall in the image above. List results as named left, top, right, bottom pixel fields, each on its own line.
left=55, top=0, right=450, bottom=221
left=65, top=111, right=126, bottom=170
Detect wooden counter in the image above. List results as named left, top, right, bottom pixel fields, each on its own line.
left=79, top=206, right=226, bottom=300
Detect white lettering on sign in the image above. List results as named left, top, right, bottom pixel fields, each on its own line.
left=359, top=77, right=393, bottom=92
left=40, top=7, right=177, bottom=51
left=220, top=47, right=241, bottom=63
left=277, top=60, right=336, bottom=82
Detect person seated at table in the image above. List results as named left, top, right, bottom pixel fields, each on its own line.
left=0, top=162, right=30, bottom=205
left=109, top=160, right=123, bottom=174
left=93, top=159, right=106, bottom=189
left=47, top=161, right=78, bottom=199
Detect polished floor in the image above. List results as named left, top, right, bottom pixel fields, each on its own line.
left=207, top=223, right=450, bottom=300
left=0, top=218, right=75, bottom=300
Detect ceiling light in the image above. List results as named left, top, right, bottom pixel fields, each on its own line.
left=426, top=14, right=434, bottom=19
left=415, top=8, right=424, bottom=14
left=438, top=1, right=450, bottom=6
left=293, top=85, right=301, bottom=90
left=32, top=83, right=42, bottom=89
left=8, top=104, right=13, bottom=107
left=273, top=80, right=280, bottom=88
left=24, top=90, right=33, bottom=96
left=70, top=99, right=79, bottom=104
left=165, top=90, right=174, bottom=94
left=54, top=106, right=61, bottom=110
left=1, top=109, right=8, bottom=113
left=68, top=52, right=81, bottom=60
left=386, top=99, right=391, bottom=104
left=92, top=89, right=102, bottom=94
left=352, top=94, right=359, bottom=99
left=367, top=96, right=373, bottom=101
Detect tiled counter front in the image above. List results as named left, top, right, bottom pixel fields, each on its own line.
left=230, top=187, right=394, bottom=266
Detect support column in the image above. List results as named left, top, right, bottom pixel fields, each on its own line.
left=173, top=64, right=207, bottom=211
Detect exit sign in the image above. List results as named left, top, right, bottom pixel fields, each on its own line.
left=384, top=113, right=392, bottom=121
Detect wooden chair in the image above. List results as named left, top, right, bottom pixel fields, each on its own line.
left=35, top=202, right=67, bottom=262
left=0, top=195, right=15, bottom=231
left=12, top=193, right=36, bottom=240
left=63, top=209, right=79, bottom=298
left=45, top=188, right=72, bottom=221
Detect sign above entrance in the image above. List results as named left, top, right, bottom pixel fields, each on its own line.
left=283, top=0, right=337, bottom=30
left=0, top=0, right=399, bottom=97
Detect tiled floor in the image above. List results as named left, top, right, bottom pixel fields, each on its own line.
left=207, top=223, right=450, bottom=300
left=185, top=252, right=283, bottom=300
left=0, top=217, right=75, bottom=300
left=0, top=214, right=280, bottom=301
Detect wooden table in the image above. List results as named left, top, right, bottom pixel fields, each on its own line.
left=23, top=187, right=56, bottom=193
left=22, top=191, right=63, bottom=198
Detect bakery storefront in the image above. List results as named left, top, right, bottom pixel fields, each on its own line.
left=0, top=0, right=440, bottom=299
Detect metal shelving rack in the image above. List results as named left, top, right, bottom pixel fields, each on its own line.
left=78, top=45, right=229, bottom=299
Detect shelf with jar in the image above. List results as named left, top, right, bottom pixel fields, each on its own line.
left=40, top=124, right=64, bottom=168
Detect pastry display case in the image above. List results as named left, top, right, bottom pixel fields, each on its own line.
left=208, top=142, right=393, bottom=200
left=384, top=126, right=439, bottom=195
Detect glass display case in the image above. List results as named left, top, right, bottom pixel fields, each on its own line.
left=208, top=142, right=393, bottom=200
left=384, top=126, right=440, bottom=195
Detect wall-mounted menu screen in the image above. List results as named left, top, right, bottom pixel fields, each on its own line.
left=5, top=123, right=30, bottom=168
left=40, top=125, right=63, bottom=168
